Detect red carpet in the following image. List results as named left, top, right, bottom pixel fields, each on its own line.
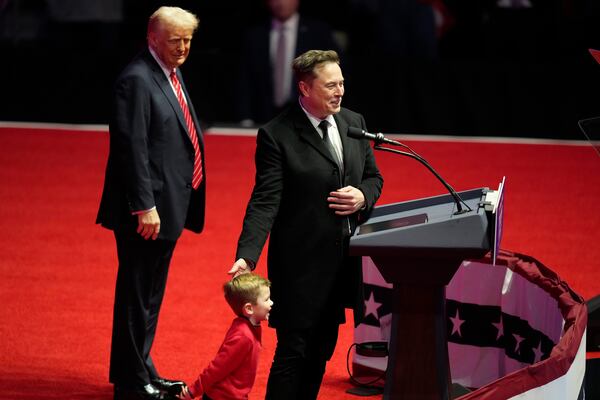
left=0, top=126, right=598, bottom=399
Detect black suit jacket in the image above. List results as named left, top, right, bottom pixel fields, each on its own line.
left=236, top=104, right=383, bottom=329
left=235, top=16, right=340, bottom=124
left=97, top=49, right=206, bottom=241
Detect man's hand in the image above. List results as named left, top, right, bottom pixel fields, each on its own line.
left=176, top=385, right=193, bottom=400
left=137, top=208, right=161, bottom=240
left=327, top=186, right=365, bottom=215
left=228, top=258, right=251, bottom=278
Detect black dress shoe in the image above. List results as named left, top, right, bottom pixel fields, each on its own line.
left=151, top=377, right=187, bottom=396
left=114, top=384, right=167, bottom=400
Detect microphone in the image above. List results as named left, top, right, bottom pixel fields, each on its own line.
left=347, top=127, right=402, bottom=146
left=348, top=126, right=471, bottom=215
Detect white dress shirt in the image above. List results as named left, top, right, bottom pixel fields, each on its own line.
left=299, top=98, right=344, bottom=166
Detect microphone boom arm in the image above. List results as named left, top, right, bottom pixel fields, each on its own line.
left=373, top=144, right=472, bottom=215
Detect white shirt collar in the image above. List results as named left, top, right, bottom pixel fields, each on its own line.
left=149, top=46, right=185, bottom=100
left=148, top=45, right=175, bottom=78
left=298, top=97, right=337, bottom=133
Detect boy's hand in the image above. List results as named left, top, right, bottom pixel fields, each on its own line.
left=176, top=385, right=193, bottom=400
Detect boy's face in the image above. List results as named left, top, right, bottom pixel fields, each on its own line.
left=249, top=286, right=273, bottom=324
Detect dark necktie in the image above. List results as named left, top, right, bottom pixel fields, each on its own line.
left=318, top=120, right=342, bottom=171
left=319, top=120, right=351, bottom=235
left=170, top=70, right=203, bottom=189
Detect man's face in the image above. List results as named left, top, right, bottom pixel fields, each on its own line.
left=267, top=0, right=299, bottom=22
left=149, top=22, right=194, bottom=70
left=299, top=62, right=344, bottom=119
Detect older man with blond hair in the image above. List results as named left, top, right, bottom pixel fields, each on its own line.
left=97, top=6, right=206, bottom=400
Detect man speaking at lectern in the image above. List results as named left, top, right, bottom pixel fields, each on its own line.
left=229, top=50, right=383, bottom=399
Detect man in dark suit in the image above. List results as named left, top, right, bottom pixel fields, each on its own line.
left=229, top=50, right=383, bottom=399
left=235, top=0, right=340, bottom=125
left=96, top=6, right=205, bottom=400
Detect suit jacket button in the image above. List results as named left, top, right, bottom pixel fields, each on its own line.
left=186, top=183, right=192, bottom=189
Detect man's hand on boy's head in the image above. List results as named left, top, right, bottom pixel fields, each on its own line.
left=228, top=258, right=253, bottom=278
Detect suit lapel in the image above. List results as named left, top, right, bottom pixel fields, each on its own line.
left=145, top=53, right=191, bottom=142
left=334, top=112, right=351, bottom=169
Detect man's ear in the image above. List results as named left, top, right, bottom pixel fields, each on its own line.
left=242, top=302, right=254, bottom=317
left=148, top=31, right=158, bottom=48
left=298, top=81, right=309, bottom=97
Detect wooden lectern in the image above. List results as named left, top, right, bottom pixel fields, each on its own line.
left=350, top=188, right=500, bottom=400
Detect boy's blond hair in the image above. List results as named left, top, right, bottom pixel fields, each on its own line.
left=224, top=273, right=271, bottom=316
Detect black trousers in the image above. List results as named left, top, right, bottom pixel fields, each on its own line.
left=265, top=320, right=340, bottom=400
left=109, top=230, right=177, bottom=388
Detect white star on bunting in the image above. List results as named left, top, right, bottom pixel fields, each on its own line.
left=449, top=310, right=465, bottom=337
left=492, top=317, right=504, bottom=340
left=513, top=334, right=525, bottom=353
left=532, top=341, right=544, bottom=363
left=364, top=291, right=382, bottom=320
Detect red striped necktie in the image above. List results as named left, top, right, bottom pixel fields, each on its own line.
left=170, top=70, right=203, bottom=189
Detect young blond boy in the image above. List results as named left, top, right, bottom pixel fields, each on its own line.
left=178, top=273, right=272, bottom=400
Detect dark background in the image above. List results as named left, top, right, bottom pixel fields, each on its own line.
left=1, top=0, right=600, bottom=139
